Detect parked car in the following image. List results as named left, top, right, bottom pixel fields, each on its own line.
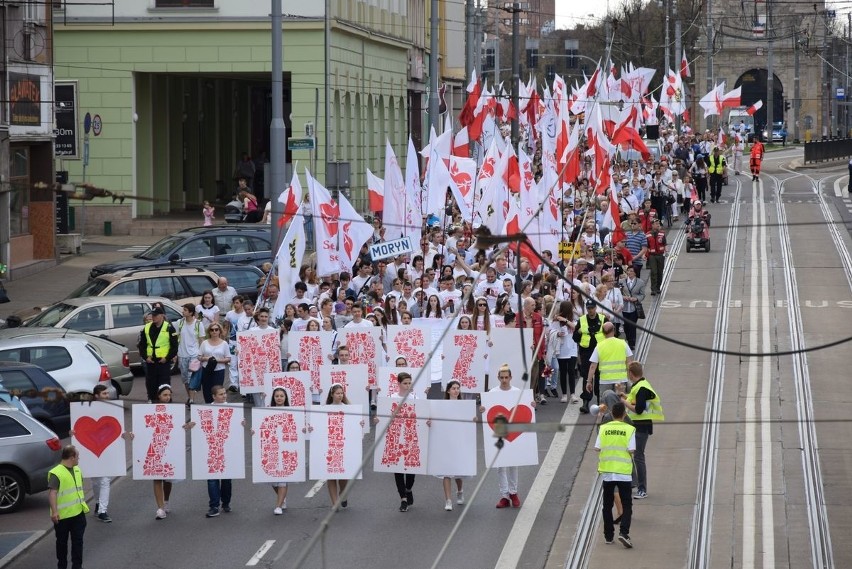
left=190, top=263, right=265, bottom=303
left=23, top=296, right=183, bottom=367
left=0, top=403, right=63, bottom=513
left=0, top=328, right=133, bottom=396
left=0, top=338, right=115, bottom=400
left=89, top=225, right=272, bottom=279
left=0, top=362, right=71, bottom=437
left=65, top=266, right=219, bottom=306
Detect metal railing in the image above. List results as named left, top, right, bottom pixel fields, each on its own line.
left=803, top=138, right=852, bottom=164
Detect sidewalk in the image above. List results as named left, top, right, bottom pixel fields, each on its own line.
left=1, top=235, right=160, bottom=321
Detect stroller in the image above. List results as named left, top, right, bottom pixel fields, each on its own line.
left=685, top=215, right=710, bottom=252
left=224, top=196, right=244, bottom=224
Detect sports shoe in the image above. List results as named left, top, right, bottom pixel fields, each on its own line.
left=538, top=394, right=547, bottom=405
left=571, top=395, right=581, bottom=404
left=340, top=500, right=348, bottom=509
left=98, top=512, right=112, bottom=523
left=509, top=493, right=521, bottom=508
left=496, top=497, right=511, bottom=509
left=273, top=507, right=283, bottom=515
left=444, top=500, right=453, bottom=511
left=406, top=490, right=414, bottom=506
left=155, top=509, right=167, bottom=520
left=618, top=534, right=633, bottom=548
left=399, top=500, right=409, bottom=512
left=605, top=537, right=614, bottom=545
left=206, top=507, right=220, bottom=518
left=560, top=395, right=568, bottom=403
left=456, top=491, right=464, bottom=505
left=163, top=501, right=170, bottom=514
left=635, top=490, right=647, bottom=499
left=222, top=504, right=231, bottom=513
left=579, top=405, right=589, bottom=414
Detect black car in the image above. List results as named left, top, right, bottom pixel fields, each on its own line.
left=191, top=263, right=266, bottom=303
left=90, top=225, right=272, bottom=279
left=0, top=362, right=71, bottom=437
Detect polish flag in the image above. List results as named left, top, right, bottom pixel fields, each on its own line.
left=680, top=49, right=691, bottom=78
left=602, top=193, right=625, bottom=246
left=459, top=69, right=481, bottom=128
left=721, top=85, right=742, bottom=108
left=366, top=168, right=384, bottom=212
left=746, top=100, right=764, bottom=116
left=337, top=193, right=374, bottom=272
left=452, top=127, right=470, bottom=157
left=277, top=171, right=301, bottom=228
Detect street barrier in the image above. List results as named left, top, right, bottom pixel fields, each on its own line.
left=804, top=138, right=852, bottom=164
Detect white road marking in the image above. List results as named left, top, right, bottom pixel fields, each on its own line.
left=494, top=404, right=577, bottom=569
left=246, top=540, right=276, bottom=567
left=833, top=176, right=846, bottom=197
left=116, top=245, right=149, bottom=253
left=305, top=479, right=325, bottom=498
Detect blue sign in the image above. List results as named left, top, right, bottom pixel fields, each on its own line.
left=83, top=112, right=92, bottom=134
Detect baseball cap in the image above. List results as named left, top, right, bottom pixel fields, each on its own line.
left=585, top=299, right=597, bottom=308
left=151, top=307, right=165, bottom=316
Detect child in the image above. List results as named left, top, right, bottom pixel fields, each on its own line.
left=324, top=383, right=363, bottom=508
left=203, top=201, right=215, bottom=226
left=68, top=385, right=114, bottom=522
left=270, top=387, right=290, bottom=515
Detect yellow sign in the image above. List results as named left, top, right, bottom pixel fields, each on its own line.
left=558, top=241, right=580, bottom=260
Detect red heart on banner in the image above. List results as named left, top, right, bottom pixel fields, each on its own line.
left=73, top=416, right=122, bottom=457
left=486, top=404, right=533, bottom=443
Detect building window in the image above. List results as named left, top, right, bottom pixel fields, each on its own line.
left=9, top=147, right=30, bottom=236
left=155, top=0, right=215, bottom=7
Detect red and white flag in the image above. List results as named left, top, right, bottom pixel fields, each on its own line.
left=274, top=204, right=305, bottom=320
left=277, top=171, right=302, bottom=228
left=306, top=170, right=341, bottom=277
left=721, top=85, right=742, bottom=108
left=366, top=168, right=384, bottom=212
left=680, top=49, right=691, bottom=78
left=746, top=100, right=764, bottom=116
left=337, top=193, right=374, bottom=271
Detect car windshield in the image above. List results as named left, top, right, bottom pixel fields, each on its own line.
left=65, top=278, right=109, bottom=299
left=25, top=303, right=78, bottom=328
left=137, top=236, right=184, bottom=260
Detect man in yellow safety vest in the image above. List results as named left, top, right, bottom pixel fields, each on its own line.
left=595, top=401, right=635, bottom=548
left=48, top=445, right=89, bottom=569
left=622, top=361, right=665, bottom=500
left=586, top=322, right=633, bottom=406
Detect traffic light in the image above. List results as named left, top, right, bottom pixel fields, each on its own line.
left=526, top=48, right=538, bottom=69
left=784, top=99, right=791, bottom=112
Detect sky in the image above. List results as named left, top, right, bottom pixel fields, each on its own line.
left=555, top=0, right=614, bottom=30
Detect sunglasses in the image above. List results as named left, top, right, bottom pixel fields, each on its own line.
left=209, top=327, right=221, bottom=332
left=477, top=303, right=488, bottom=307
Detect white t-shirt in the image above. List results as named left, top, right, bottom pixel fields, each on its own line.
left=343, top=319, right=374, bottom=329
left=177, top=318, right=206, bottom=358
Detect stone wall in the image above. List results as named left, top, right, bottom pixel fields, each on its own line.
left=69, top=204, right=132, bottom=236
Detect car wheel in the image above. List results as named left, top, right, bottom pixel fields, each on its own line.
left=0, top=469, right=26, bottom=514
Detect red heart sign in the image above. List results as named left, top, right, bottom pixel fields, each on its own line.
left=73, top=416, right=122, bottom=457
left=486, top=404, right=533, bottom=443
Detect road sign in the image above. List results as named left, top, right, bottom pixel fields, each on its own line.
left=92, top=114, right=102, bottom=136
left=369, top=236, right=414, bottom=261
left=288, top=137, right=316, bottom=151
left=837, top=88, right=845, bottom=100
left=83, top=112, right=92, bottom=135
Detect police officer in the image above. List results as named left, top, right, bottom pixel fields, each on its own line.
left=49, top=445, right=89, bottom=569
left=586, top=322, right=633, bottom=403
left=594, top=401, right=635, bottom=548
left=573, top=299, right=607, bottom=413
left=138, top=306, right=178, bottom=403
left=622, top=361, right=665, bottom=500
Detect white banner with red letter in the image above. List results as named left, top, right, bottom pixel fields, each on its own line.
left=131, top=404, right=187, bottom=480
left=308, top=405, right=364, bottom=480
left=289, top=331, right=334, bottom=395
left=386, top=324, right=431, bottom=380
left=441, top=330, right=488, bottom=392
left=251, top=408, right=307, bottom=483
left=373, top=397, right=430, bottom=474
left=264, top=371, right=312, bottom=408
left=189, top=404, right=245, bottom=480
left=70, top=401, right=126, bottom=478
left=320, top=364, right=369, bottom=432
left=338, top=328, right=382, bottom=387
left=479, top=389, right=539, bottom=467
left=237, top=328, right=282, bottom=394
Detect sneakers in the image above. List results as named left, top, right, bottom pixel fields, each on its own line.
left=155, top=508, right=167, bottom=520
left=560, top=395, right=568, bottom=403
left=222, top=504, right=231, bottom=513
left=406, top=490, right=414, bottom=506
left=579, top=405, right=589, bottom=414
left=618, top=534, right=633, bottom=548
left=444, top=500, right=453, bottom=511
left=340, top=500, right=348, bottom=509
left=206, top=507, right=220, bottom=518
left=496, top=497, right=511, bottom=509
left=456, top=491, right=464, bottom=505
left=509, top=493, right=521, bottom=508
left=98, top=512, right=112, bottom=523
left=399, top=500, right=409, bottom=512
left=635, top=490, right=647, bottom=499
left=273, top=507, right=283, bottom=515
left=538, top=394, right=547, bottom=405
left=571, top=395, right=581, bottom=404
left=605, top=537, right=614, bottom=545
left=163, top=501, right=170, bottom=514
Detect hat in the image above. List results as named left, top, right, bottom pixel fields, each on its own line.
left=585, top=299, right=597, bottom=308
left=412, top=287, right=424, bottom=295
left=621, top=178, right=628, bottom=184
left=151, top=307, right=165, bottom=316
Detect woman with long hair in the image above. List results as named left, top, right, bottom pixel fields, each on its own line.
left=383, top=295, right=400, bottom=325
left=196, top=291, right=220, bottom=327
left=423, top=295, right=443, bottom=319
left=471, top=296, right=492, bottom=335
left=552, top=300, right=579, bottom=403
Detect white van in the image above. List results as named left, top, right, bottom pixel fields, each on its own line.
left=727, top=107, right=755, bottom=142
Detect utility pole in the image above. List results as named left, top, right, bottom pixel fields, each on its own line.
left=794, top=35, right=801, bottom=142
left=766, top=0, right=773, bottom=137
left=847, top=13, right=850, bottom=136
left=706, top=0, right=714, bottom=130
left=674, top=18, right=682, bottom=132
left=465, top=0, right=473, bottom=81
left=429, top=0, right=439, bottom=131
left=270, top=0, right=286, bottom=247
left=511, top=2, right=520, bottom=152
left=664, top=0, right=670, bottom=74
left=823, top=12, right=830, bottom=139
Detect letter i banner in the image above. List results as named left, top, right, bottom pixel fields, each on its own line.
left=373, top=397, right=430, bottom=475
left=131, top=404, right=187, bottom=480
left=441, top=330, right=488, bottom=392
left=251, top=408, right=307, bottom=483
left=190, top=404, right=245, bottom=480
left=308, top=405, right=364, bottom=480
left=71, top=401, right=126, bottom=478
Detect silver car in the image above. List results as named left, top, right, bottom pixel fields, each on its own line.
left=23, top=296, right=184, bottom=367
left=0, top=328, right=133, bottom=396
left=0, top=403, right=63, bottom=513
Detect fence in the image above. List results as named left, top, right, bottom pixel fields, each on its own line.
left=803, top=138, right=852, bottom=164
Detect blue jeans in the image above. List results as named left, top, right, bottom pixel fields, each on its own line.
left=208, top=479, right=232, bottom=509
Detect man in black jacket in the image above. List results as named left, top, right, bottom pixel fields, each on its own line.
left=138, top=306, right=179, bottom=403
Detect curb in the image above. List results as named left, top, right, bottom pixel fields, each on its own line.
left=0, top=531, right=46, bottom=569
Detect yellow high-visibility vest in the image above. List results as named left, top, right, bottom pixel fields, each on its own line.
left=578, top=314, right=606, bottom=348
left=598, top=421, right=635, bottom=475
left=48, top=465, right=89, bottom=520
left=596, top=337, right=628, bottom=382
left=144, top=322, right=171, bottom=359
left=627, top=378, right=665, bottom=421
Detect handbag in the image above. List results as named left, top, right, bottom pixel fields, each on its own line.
left=189, top=369, right=203, bottom=391
left=635, top=301, right=646, bottom=320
